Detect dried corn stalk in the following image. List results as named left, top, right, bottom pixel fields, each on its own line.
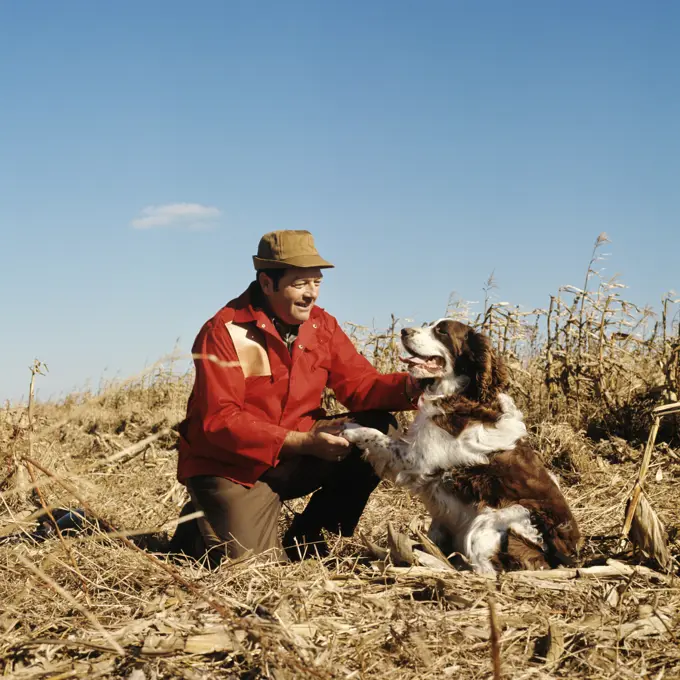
left=627, top=492, right=670, bottom=569
left=622, top=401, right=680, bottom=568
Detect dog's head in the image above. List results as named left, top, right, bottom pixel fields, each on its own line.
left=401, top=319, right=508, bottom=401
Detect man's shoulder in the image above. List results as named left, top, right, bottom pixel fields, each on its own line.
left=193, top=287, right=253, bottom=343
left=201, top=302, right=237, bottom=331
left=210, top=287, right=255, bottom=323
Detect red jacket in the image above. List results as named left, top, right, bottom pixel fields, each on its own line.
left=177, top=283, right=415, bottom=486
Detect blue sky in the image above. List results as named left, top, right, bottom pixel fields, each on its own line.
left=1, top=1, right=678, bottom=403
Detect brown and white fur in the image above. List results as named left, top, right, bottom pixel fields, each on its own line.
left=342, top=319, right=582, bottom=574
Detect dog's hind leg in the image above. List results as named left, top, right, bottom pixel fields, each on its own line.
left=464, top=505, right=546, bottom=574
left=492, top=530, right=551, bottom=571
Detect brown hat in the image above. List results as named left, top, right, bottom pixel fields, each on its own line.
left=253, top=230, right=334, bottom=270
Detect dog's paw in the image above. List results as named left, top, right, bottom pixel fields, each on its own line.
left=341, top=425, right=382, bottom=447
left=340, top=422, right=363, bottom=433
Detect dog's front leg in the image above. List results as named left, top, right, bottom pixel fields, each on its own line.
left=341, top=425, right=408, bottom=480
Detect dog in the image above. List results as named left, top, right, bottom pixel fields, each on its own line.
left=342, top=318, right=582, bottom=574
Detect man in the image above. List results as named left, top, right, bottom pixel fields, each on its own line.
left=170, top=229, right=420, bottom=566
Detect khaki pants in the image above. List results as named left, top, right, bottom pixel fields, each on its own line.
left=168, top=411, right=398, bottom=567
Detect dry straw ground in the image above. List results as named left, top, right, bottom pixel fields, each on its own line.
left=2, top=234, right=679, bottom=679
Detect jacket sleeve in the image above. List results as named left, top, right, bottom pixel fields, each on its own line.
left=189, top=320, right=289, bottom=466
left=325, top=316, right=416, bottom=412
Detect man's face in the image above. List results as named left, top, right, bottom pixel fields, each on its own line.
left=260, top=267, right=323, bottom=325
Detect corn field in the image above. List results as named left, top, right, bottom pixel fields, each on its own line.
left=1, top=233, right=679, bottom=679
left=343, top=233, right=679, bottom=444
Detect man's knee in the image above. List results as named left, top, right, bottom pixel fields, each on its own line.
left=351, top=410, right=399, bottom=436
left=179, top=476, right=284, bottom=566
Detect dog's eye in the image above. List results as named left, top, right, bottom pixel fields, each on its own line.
left=435, top=325, right=446, bottom=335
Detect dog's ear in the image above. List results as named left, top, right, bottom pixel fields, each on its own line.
left=465, top=329, right=508, bottom=402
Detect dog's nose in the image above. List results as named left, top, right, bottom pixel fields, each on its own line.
left=401, top=328, right=415, bottom=338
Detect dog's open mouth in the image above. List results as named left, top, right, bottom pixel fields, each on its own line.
left=400, top=352, right=445, bottom=373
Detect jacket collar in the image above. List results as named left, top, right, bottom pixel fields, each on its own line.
left=223, top=282, right=319, bottom=352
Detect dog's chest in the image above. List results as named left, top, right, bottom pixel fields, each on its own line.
left=404, top=397, right=527, bottom=475
left=404, top=412, right=490, bottom=472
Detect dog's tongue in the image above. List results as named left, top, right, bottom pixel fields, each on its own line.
left=401, top=356, right=424, bottom=365
left=401, top=356, right=439, bottom=369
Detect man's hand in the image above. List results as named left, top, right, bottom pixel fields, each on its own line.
left=280, top=430, right=352, bottom=462
left=309, top=431, right=353, bottom=461
left=405, top=374, right=424, bottom=402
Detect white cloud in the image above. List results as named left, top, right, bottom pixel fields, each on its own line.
left=131, top=203, right=221, bottom=230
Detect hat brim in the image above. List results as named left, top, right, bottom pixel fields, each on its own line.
left=253, top=254, right=335, bottom=270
